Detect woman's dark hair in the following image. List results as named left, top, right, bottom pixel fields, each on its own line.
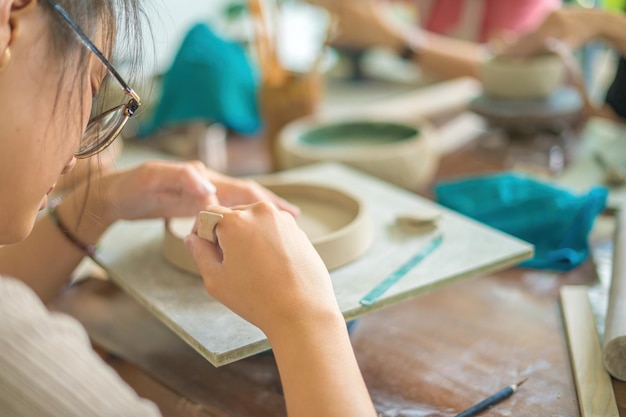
left=37, top=0, right=151, bottom=225
left=39, top=0, right=148, bottom=115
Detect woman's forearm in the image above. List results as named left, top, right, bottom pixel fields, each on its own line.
left=389, top=29, right=487, bottom=81
left=267, top=311, right=377, bottom=417
left=417, top=32, right=487, bottom=80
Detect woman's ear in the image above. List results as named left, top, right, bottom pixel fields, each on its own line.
left=0, top=0, right=12, bottom=51
left=0, top=0, right=38, bottom=50
left=11, top=0, right=35, bottom=10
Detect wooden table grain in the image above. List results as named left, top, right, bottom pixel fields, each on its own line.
left=52, top=123, right=626, bottom=417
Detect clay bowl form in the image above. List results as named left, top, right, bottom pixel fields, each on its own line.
left=481, top=53, right=566, bottom=100
left=277, top=118, right=439, bottom=191
left=162, top=182, right=372, bottom=274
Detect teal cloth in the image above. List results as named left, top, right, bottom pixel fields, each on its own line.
left=139, top=23, right=260, bottom=137
left=434, top=173, right=608, bottom=271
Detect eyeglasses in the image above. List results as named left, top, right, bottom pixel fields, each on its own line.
left=47, top=1, right=141, bottom=159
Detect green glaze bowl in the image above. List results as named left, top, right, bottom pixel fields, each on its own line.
left=298, top=121, right=419, bottom=148
left=278, top=118, right=439, bottom=190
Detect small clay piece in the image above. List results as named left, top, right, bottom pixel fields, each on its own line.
left=197, top=211, right=223, bottom=244
left=396, top=210, right=441, bottom=233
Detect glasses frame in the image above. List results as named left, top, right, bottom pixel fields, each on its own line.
left=47, top=1, right=141, bottom=159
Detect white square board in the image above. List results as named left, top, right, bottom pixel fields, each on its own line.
left=95, top=162, right=533, bottom=366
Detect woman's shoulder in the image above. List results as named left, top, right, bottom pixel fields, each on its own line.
left=0, top=279, right=161, bottom=416
left=0, top=275, right=89, bottom=343
left=0, top=275, right=45, bottom=314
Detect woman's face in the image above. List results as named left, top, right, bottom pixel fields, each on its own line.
left=0, top=1, right=102, bottom=244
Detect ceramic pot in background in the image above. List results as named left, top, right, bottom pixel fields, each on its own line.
left=481, top=53, right=566, bottom=100
left=259, top=71, right=323, bottom=171
left=277, top=117, right=440, bottom=191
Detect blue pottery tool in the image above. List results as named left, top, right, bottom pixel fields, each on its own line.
left=359, top=234, right=443, bottom=306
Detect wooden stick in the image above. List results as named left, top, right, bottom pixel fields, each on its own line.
left=604, top=210, right=626, bottom=381
left=248, top=2, right=270, bottom=82
left=248, top=0, right=272, bottom=82
left=560, top=285, right=619, bottom=417
left=248, top=0, right=285, bottom=86
left=197, top=211, right=223, bottom=244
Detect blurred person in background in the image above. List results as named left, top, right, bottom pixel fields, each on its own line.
left=307, top=0, right=561, bottom=80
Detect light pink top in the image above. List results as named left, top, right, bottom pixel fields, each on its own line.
left=416, top=0, right=561, bottom=42
left=0, top=276, right=161, bottom=417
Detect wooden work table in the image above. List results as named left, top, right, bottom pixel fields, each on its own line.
left=53, top=89, right=626, bottom=416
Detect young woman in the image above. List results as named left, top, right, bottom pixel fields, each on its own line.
left=0, top=1, right=377, bottom=416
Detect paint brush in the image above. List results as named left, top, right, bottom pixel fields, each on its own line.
left=248, top=0, right=286, bottom=86
left=454, top=378, right=527, bottom=417
left=248, top=0, right=271, bottom=81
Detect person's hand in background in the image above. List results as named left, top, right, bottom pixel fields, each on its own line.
left=306, top=0, right=485, bottom=80
left=306, top=0, right=411, bottom=51
left=495, top=7, right=626, bottom=121
left=498, top=7, right=605, bottom=57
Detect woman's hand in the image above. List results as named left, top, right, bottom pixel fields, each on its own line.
left=185, top=202, right=379, bottom=417
left=90, top=160, right=299, bottom=225
left=209, top=171, right=300, bottom=217
left=92, top=160, right=218, bottom=224
left=185, top=202, right=336, bottom=334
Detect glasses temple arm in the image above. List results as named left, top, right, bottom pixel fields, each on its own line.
left=50, top=3, right=135, bottom=97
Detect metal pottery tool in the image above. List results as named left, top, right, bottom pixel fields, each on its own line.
left=359, top=234, right=443, bottom=306
left=455, top=378, right=527, bottom=417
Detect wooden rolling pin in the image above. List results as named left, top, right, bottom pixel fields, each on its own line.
left=561, top=286, right=620, bottom=417
left=326, top=76, right=482, bottom=123
left=604, top=211, right=626, bottom=381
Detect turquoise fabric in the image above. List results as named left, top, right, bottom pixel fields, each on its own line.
left=139, top=23, right=261, bottom=137
left=434, top=173, right=608, bottom=271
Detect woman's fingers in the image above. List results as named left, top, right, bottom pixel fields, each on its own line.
left=213, top=177, right=301, bottom=217
left=184, top=232, right=223, bottom=276
left=184, top=201, right=331, bottom=330
left=98, top=159, right=301, bottom=224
